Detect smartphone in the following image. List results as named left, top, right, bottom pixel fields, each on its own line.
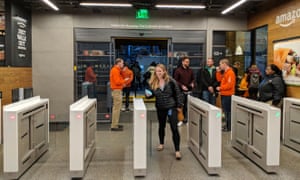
left=145, top=89, right=152, bottom=96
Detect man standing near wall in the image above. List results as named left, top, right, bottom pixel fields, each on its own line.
left=216, top=58, right=236, bottom=132
left=110, top=58, right=129, bottom=131
left=174, top=56, right=195, bottom=126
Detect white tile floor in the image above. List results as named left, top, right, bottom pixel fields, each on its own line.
left=1, top=108, right=300, bottom=180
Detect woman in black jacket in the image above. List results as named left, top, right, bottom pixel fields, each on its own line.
left=257, top=64, right=285, bottom=107
left=146, top=64, right=184, bottom=160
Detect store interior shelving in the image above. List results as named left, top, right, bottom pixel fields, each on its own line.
left=75, top=41, right=112, bottom=122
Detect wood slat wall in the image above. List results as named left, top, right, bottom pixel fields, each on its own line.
left=248, top=0, right=300, bottom=98
left=0, top=67, right=32, bottom=105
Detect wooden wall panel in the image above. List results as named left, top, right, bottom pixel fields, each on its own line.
left=248, top=0, right=300, bottom=98
left=0, top=67, right=32, bottom=105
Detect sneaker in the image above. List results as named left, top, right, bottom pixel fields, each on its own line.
left=222, top=127, right=229, bottom=132
left=111, top=127, right=123, bottom=131
left=118, top=125, right=124, bottom=128
left=121, top=107, right=126, bottom=111
left=177, top=121, right=183, bottom=127
left=125, top=108, right=130, bottom=112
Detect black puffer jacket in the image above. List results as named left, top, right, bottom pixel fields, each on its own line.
left=257, top=74, right=285, bottom=105
left=151, top=78, right=184, bottom=110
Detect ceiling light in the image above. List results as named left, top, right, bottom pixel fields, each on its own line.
left=155, top=4, right=206, bottom=9
left=80, top=3, right=132, bottom=7
left=42, top=0, right=59, bottom=11
left=221, top=0, right=247, bottom=15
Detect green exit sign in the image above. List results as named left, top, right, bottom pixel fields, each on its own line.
left=136, top=9, right=149, bottom=19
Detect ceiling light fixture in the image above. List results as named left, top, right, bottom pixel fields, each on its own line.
left=155, top=4, right=206, bottom=9
left=42, top=0, right=59, bottom=11
left=221, top=0, right=247, bottom=15
left=80, top=3, right=133, bottom=7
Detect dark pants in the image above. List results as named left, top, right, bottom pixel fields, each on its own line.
left=157, top=108, right=180, bottom=151
left=88, top=83, right=96, bottom=98
left=248, top=87, right=258, bottom=100
left=123, top=87, right=131, bottom=108
left=221, top=95, right=232, bottom=131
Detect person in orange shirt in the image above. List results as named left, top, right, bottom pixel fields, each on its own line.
left=121, top=63, right=133, bottom=111
left=216, top=58, right=236, bottom=132
left=110, top=58, right=129, bottom=131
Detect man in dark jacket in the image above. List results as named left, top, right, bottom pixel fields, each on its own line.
left=174, top=56, right=195, bottom=125
left=201, top=58, right=218, bottom=105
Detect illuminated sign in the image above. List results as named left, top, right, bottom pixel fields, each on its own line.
left=136, top=9, right=149, bottom=19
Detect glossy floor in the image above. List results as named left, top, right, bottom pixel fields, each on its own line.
left=0, top=110, right=300, bottom=180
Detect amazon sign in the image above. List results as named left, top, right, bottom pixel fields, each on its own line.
left=276, top=8, right=300, bottom=27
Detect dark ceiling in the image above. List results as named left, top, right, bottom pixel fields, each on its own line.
left=15, top=0, right=286, bottom=16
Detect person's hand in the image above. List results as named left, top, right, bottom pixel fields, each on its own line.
left=182, top=85, right=188, bottom=91
left=208, top=86, right=214, bottom=93
left=216, top=86, right=220, bottom=91
left=190, top=82, right=194, bottom=88
left=124, top=77, right=129, bottom=81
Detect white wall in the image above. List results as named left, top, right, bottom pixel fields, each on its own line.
left=32, top=11, right=247, bottom=122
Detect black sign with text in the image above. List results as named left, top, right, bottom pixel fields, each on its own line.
left=5, top=0, right=32, bottom=67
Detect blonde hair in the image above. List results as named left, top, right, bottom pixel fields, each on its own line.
left=220, top=58, right=230, bottom=66
left=115, top=58, right=123, bottom=64
left=148, top=64, right=170, bottom=90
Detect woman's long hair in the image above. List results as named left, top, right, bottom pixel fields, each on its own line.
left=148, top=64, right=170, bottom=90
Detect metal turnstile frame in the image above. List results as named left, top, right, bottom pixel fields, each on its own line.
left=231, top=95, right=281, bottom=173
left=283, top=97, right=300, bottom=152
left=3, top=96, right=49, bottom=179
left=69, top=96, right=97, bottom=178
left=187, top=95, right=222, bottom=175
left=133, top=98, right=147, bottom=177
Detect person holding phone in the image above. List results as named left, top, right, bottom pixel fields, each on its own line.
left=146, top=64, right=184, bottom=160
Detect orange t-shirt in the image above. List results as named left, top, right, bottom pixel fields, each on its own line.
left=216, top=68, right=236, bottom=96
left=110, top=65, right=126, bottom=90
left=121, top=68, right=133, bottom=87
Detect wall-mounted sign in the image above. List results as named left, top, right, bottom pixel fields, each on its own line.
left=275, top=8, right=300, bottom=27
left=6, top=1, right=32, bottom=67
left=14, top=16, right=27, bottom=59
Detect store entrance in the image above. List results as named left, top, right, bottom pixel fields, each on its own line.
left=114, top=38, right=170, bottom=95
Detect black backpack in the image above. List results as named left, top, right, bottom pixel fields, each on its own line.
left=249, top=73, right=260, bottom=88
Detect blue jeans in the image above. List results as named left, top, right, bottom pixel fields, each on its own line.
left=202, top=90, right=216, bottom=105
left=221, top=95, right=232, bottom=131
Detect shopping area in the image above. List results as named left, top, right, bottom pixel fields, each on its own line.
left=0, top=0, right=300, bottom=179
